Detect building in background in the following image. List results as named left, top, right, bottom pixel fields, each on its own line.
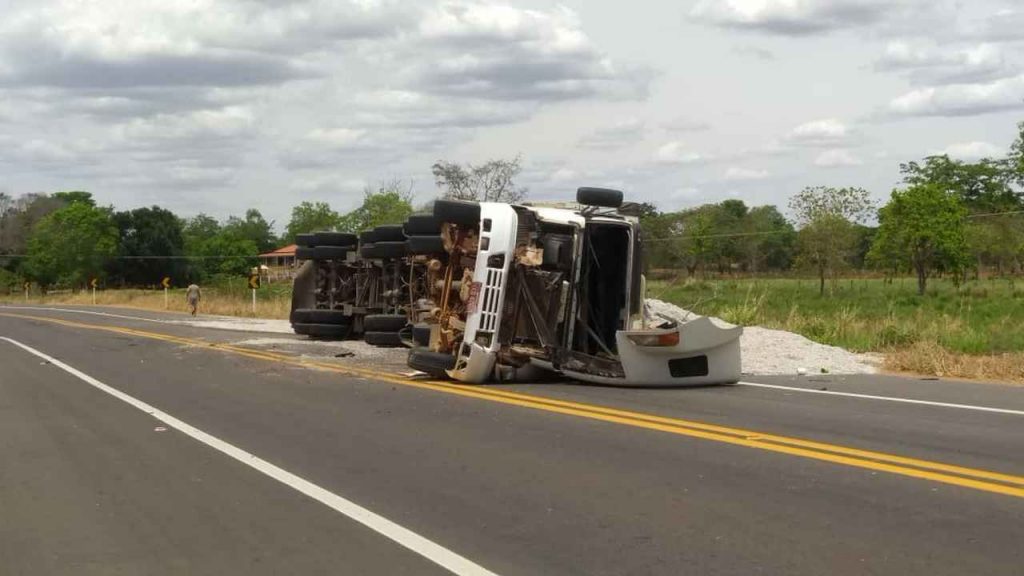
left=258, top=244, right=298, bottom=282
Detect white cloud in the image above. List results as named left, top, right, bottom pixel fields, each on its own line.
left=875, top=41, right=1010, bottom=84
left=788, top=118, right=851, bottom=146
left=887, top=74, right=1024, bottom=117
left=723, top=166, right=770, bottom=181
left=654, top=141, right=708, bottom=164
left=937, top=141, right=1005, bottom=160
left=689, top=0, right=893, bottom=35
left=814, top=149, right=862, bottom=167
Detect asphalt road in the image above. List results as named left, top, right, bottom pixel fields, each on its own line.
left=1, top=305, right=1022, bottom=575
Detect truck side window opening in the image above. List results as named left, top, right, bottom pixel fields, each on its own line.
left=576, top=223, right=630, bottom=356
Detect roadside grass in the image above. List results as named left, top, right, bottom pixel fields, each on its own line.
left=2, top=281, right=293, bottom=320
left=650, top=276, right=1024, bottom=384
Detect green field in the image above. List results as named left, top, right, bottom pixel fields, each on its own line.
left=651, top=276, right=1024, bottom=355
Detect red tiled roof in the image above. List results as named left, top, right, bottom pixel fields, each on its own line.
left=258, top=244, right=297, bottom=258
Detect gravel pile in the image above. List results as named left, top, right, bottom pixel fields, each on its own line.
left=645, top=298, right=878, bottom=376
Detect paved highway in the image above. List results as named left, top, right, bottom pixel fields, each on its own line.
left=1, top=306, right=1022, bottom=575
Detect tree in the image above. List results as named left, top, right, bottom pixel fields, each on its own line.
left=337, top=180, right=414, bottom=233
left=285, top=201, right=340, bottom=242
left=740, top=205, right=796, bottom=273
left=869, top=183, right=968, bottom=295
left=25, top=202, right=118, bottom=287
left=789, top=186, right=874, bottom=295
left=51, top=191, right=95, bottom=207
left=224, top=209, right=277, bottom=253
left=108, top=206, right=186, bottom=286
left=900, top=155, right=1021, bottom=212
left=432, top=156, right=528, bottom=202
left=1007, top=120, right=1023, bottom=187
left=0, top=193, right=65, bottom=263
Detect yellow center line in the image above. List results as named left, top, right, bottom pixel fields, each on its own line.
left=3, top=311, right=1023, bottom=499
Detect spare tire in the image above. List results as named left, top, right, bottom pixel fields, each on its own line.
left=433, top=199, right=480, bottom=226
left=406, top=235, right=445, bottom=255
left=364, top=314, right=408, bottom=332
left=363, top=241, right=407, bottom=259
left=407, top=348, right=456, bottom=378
left=295, top=233, right=317, bottom=247
left=313, top=246, right=351, bottom=261
left=364, top=331, right=404, bottom=347
left=412, top=323, right=432, bottom=347
left=404, top=214, right=441, bottom=235
left=315, top=231, right=358, bottom=247
left=373, top=224, right=406, bottom=242
left=576, top=187, right=623, bottom=208
left=359, top=230, right=377, bottom=245
left=293, top=323, right=311, bottom=335
left=295, top=246, right=315, bottom=260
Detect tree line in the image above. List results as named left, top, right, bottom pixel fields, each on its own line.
left=0, top=158, right=526, bottom=290
left=642, top=121, right=1024, bottom=295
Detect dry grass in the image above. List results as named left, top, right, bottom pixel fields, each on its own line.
left=3, top=288, right=292, bottom=319
left=885, top=342, right=1024, bottom=385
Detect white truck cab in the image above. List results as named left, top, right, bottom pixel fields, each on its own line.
left=427, top=188, right=742, bottom=387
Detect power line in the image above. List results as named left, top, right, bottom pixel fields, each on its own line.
left=0, top=254, right=257, bottom=260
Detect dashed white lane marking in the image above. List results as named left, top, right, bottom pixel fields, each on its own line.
left=737, top=381, right=1024, bottom=416
left=1, top=336, right=498, bottom=576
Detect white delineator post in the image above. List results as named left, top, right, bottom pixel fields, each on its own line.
left=164, top=286, right=169, bottom=309
left=252, top=288, right=256, bottom=314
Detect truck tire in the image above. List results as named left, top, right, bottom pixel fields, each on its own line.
left=364, top=331, right=404, bottom=347
left=359, top=230, right=376, bottom=245
left=315, top=232, right=358, bottom=247
left=433, top=199, right=480, bottom=226
left=407, top=348, right=456, bottom=377
left=297, top=309, right=350, bottom=324
left=295, top=233, right=317, bottom=247
left=313, top=246, right=351, bottom=261
left=290, top=261, right=316, bottom=323
left=373, top=224, right=406, bottom=242
left=297, top=323, right=351, bottom=338
left=363, top=314, right=408, bottom=332
left=362, top=241, right=407, bottom=259
left=576, top=187, right=623, bottom=208
left=412, top=323, right=432, bottom=347
left=406, top=235, right=445, bottom=255
left=293, top=323, right=310, bottom=335
left=295, top=246, right=315, bottom=260
left=404, top=214, right=441, bottom=235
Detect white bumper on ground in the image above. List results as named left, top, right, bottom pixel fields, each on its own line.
left=563, top=317, right=743, bottom=387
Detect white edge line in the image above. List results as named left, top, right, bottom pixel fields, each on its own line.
left=0, top=336, right=498, bottom=576
left=737, top=381, right=1024, bottom=416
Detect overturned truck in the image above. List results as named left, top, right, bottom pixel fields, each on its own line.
left=291, top=187, right=742, bottom=386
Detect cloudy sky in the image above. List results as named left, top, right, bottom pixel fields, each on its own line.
left=1, top=0, right=1022, bottom=230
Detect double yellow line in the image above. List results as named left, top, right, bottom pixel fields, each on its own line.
left=4, top=311, right=1024, bottom=499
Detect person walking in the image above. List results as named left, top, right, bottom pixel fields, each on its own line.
left=186, top=283, right=202, bottom=316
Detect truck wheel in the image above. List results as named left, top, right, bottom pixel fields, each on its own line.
left=363, top=314, right=408, bottom=332
left=433, top=199, right=480, bottom=226
left=315, top=232, right=358, bottom=247
left=407, top=348, right=456, bottom=377
left=363, top=241, right=407, bottom=259
left=373, top=224, right=406, bottom=242
left=406, top=235, right=445, bottom=255
left=404, top=214, right=441, bottom=235
left=313, top=246, right=351, bottom=261
left=293, top=324, right=310, bottom=335
left=364, top=331, right=403, bottom=347
left=290, top=261, right=316, bottom=323
left=576, top=187, right=623, bottom=208
left=295, top=233, right=317, bottom=247
left=298, top=323, right=351, bottom=338
left=295, top=246, right=315, bottom=260
left=299, top=309, right=350, bottom=324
